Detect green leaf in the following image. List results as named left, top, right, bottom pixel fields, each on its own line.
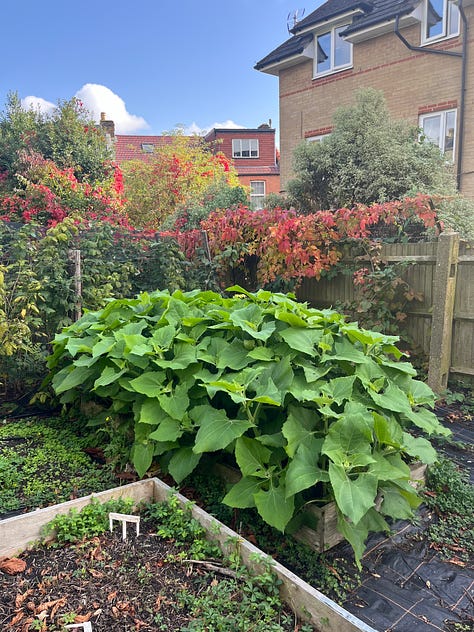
left=322, top=375, right=355, bottom=405
left=285, top=443, right=328, bottom=497
left=247, top=347, right=275, bottom=361
left=168, top=447, right=201, bottom=483
left=409, top=380, right=435, bottom=406
left=402, top=432, right=438, bottom=464
left=149, top=417, right=183, bottom=442
left=191, top=405, right=253, bottom=453
left=223, top=476, right=261, bottom=509
left=129, top=371, right=166, bottom=397
left=337, top=511, right=368, bottom=569
left=151, top=324, right=176, bottom=350
left=132, top=441, right=154, bottom=478
left=254, top=484, right=295, bottom=532
left=52, top=365, right=93, bottom=394
left=65, top=336, right=95, bottom=357
left=329, top=464, right=378, bottom=525
left=368, top=382, right=412, bottom=414
left=155, top=342, right=197, bottom=369
left=279, top=327, right=322, bottom=354
left=403, top=407, right=450, bottom=436
left=322, top=412, right=373, bottom=463
left=159, top=383, right=189, bottom=421
left=379, top=482, right=418, bottom=519
left=367, top=451, right=410, bottom=481
left=229, top=304, right=276, bottom=341
left=93, top=366, right=127, bottom=389
left=282, top=407, right=318, bottom=458
left=216, top=339, right=251, bottom=370
left=235, top=436, right=271, bottom=478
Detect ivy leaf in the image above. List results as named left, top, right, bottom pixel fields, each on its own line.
left=254, top=484, right=295, bottom=532
left=235, top=436, right=271, bottom=478
left=191, top=405, right=253, bottom=453
left=223, top=476, right=261, bottom=509
left=285, top=442, right=328, bottom=497
left=168, top=447, right=201, bottom=483
left=329, top=463, right=378, bottom=525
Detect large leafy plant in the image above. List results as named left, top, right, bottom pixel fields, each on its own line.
left=47, top=288, right=449, bottom=564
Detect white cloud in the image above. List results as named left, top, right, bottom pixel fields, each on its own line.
left=75, top=84, right=149, bottom=134
left=21, top=96, right=56, bottom=115
left=185, top=119, right=245, bottom=136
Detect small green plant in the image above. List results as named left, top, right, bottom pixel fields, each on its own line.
left=43, top=497, right=133, bottom=544
left=423, top=459, right=474, bottom=563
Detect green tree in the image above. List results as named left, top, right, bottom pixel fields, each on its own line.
left=0, top=93, right=112, bottom=188
left=288, top=88, right=455, bottom=212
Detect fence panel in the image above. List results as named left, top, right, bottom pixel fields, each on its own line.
left=296, top=236, right=474, bottom=390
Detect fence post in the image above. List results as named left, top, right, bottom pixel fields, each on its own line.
left=428, top=232, right=460, bottom=394
left=68, top=249, right=82, bottom=321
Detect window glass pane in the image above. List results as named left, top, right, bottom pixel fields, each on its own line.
left=232, top=140, right=241, bottom=157
left=251, top=182, right=265, bottom=195
left=241, top=139, right=250, bottom=157
left=426, top=0, right=445, bottom=39
left=250, top=140, right=259, bottom=157
left=316, top=32, right=331, bottom=74
left=447, top=0, right=459, bottom=36
left=334, top=27, right=351, bottom=67
left=444, top=111, right=456, bottom=160
left=422, top=114, right=442, bottom=147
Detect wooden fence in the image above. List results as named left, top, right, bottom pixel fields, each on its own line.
left=296, top=233, right=474, bottom=392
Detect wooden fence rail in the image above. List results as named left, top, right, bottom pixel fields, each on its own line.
left=295, top=233, right=474, bottom=392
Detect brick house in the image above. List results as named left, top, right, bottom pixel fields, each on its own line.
left=204, top=125, right=280, bottom=208
left=101, top=114, right=280, bottom=208
left=255, top=0, right=474, bottom=197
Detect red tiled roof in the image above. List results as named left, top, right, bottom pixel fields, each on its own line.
left=115, top=135, right=176, bottom=163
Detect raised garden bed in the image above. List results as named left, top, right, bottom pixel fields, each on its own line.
left=0, top=478, right=376, bottom=632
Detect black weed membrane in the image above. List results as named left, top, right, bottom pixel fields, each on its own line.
left=334, top=406, right=474, bottom=632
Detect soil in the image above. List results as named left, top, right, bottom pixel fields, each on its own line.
left=0, top=521, right=302, bottom=631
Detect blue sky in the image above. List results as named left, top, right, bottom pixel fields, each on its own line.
left=1, top=0, right=315, bottom=138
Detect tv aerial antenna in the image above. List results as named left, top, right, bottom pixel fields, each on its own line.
left=287, top=8, right=305, bottom=33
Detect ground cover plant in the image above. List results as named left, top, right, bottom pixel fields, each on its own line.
left=0, top=416, right=116, bottom=517
left=0, top=495, right=316, bottom=631
left=46, top=287, right=449, bottom=565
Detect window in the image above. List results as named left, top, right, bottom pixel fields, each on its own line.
left=419, top=109, right=456, bottom=161
left=315, top=25, right=352, bottom=77
left=232, top=139, right=259, bottom=158
left=306, top=134, right=331, bottom=143
left=422, top=0, right=459, bottom=43
left=141, top=143, right=154, bottom=153
left=250, top=181, right=265, bottom=209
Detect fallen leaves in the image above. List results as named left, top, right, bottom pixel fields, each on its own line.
left=0, top=558, right=27, bottom=575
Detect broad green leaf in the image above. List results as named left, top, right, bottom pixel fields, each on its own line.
left=229, top=304, right=276, bottom=341
left=329, top=463, right=378, bottom=525
left=275, top=310, right=309, bottom=328
left=367, top=451, right=409, bottom=480
left=322, top=412, right=373, bottom=463
left=368, top=382, right=412, bottom=414
left=341, top=325, right=385, bottom=347
left=155, top=342, right=197, bottom=369
left=372, top=412, right=403, bottom=446
left=279, top=327, right=322, bottom=354
left=168, top=447, right=201, bottom=483
left=337, top=511, right=368, bottom=569
left=294, top=360, right=331, bottom=383
left=137, top=398, right=162, bottom=424
left=257, top=433, right=287, bottom=448
left=322, top=375, right=356, bottom=405
left=52, top=365, right=93, bottom=394
left=247, top=347, right=275, bottom=361
left=223, top=476, right=261, bottom=509
left=322, top=338, right=369, bottom=364
left=409, top=380, right=435, bottom=406
left=65, top=336, right=95, bottom=357
left=379, top=482, right=418, bottom=519
left=149, top=417, right=183, bottom=442
left=216, top=340, right=251, bottom=370
left=159, top=383, right=189, bottom=420
left=191, top=405, right=253, bottom=453
left=380, top=359, right=417, bottom=375
left=121, top=334, right=150, bottom=353
left=402, top=432, right=438, bottom=464
left=235, top=436, right=271, bottom=478
left=151, top=324, right=176, bottom=350
left=93, top=366, right=127, bottom=389
left=129, top=371, right=166, bottom=397
left=282, top=407, right=318, bottom=457
left=132, top=441, right=154, bottom=478
left=403, top=407, right=450, bottom=436
left=285, top=443, right=328, bottom=497
left=254, top=484, right=295, bottom=532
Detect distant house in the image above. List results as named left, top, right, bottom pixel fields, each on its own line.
left=255, top=0, right=474, bottom=198
left=101, top=114, right=280, bottom=209
left=204, top=125, right=280, bottom=209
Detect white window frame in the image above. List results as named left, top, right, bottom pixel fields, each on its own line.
left=141, top=143, right=154, bottom=153
left=314, top=25, right=352, bottom=78
left=232, top=139, right=259, bottom=159
left=419, top=108, right=457, bottom=160
left=421, top=0, right=460, bottom=44
left=250, top=181, right=266, bottom=209
left=306, top=133, right=331, bottom=143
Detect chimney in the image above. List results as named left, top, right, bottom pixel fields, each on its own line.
left=99, top=113, right=115, bottom=139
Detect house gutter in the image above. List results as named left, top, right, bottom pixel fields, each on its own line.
left=394, top=4, right=467, bottom=190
